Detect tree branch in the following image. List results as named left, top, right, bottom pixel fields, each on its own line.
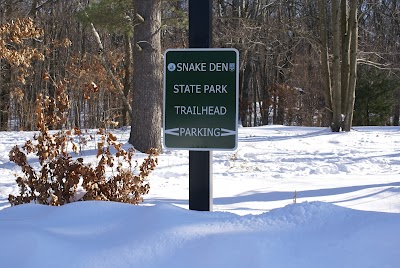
left=357, top=59, right=400, bottom=70
left=78, top=4, right=133, bottom=118
left=89, top=22, right=133, bottom=118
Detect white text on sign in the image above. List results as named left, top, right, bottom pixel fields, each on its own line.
left=173, top=84, right=228, bottom=94
left=174, top=106, right=227, bottom=115
left=175, top=63, right=231, bottom=72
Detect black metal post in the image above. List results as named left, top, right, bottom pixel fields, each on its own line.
left=189, top=0, right=212, bottom=48
left=188, top=0, right=213, bottom=211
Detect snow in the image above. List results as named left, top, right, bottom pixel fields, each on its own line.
left=0, top=125, right=399, bottom=267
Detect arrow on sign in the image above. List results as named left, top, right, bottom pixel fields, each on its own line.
left=164, top=128, right=180, bottom=136
left=220, top=128, right=236, bottom=137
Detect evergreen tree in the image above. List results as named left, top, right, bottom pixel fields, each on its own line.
left=78, top=0, right=134, bottom=34
left=353, top=67, right=399, bottom=126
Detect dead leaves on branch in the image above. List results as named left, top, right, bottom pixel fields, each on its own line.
left=1, top=17, right=71, bottom=102
left=8, top=80, right=158, bottom=206
left=67, top=52, right=126, bottom=101
left=0, top=17, right=44, bottom=84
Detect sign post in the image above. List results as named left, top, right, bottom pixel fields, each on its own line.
left=164, top=48, right=239, bottom=211
left=163, top=0, right=238, bottom=211
left=189, top=0, right=212, bottom=212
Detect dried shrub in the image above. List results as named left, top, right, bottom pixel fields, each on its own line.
left=80, top=129, right=158, bottom=204
left=8, top=80, right=158, bottom=206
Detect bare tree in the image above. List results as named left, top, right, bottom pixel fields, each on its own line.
left=318, top=0, right=358, bottom=132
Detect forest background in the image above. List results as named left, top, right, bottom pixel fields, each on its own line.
left=0, top=0, right=399, bottom=142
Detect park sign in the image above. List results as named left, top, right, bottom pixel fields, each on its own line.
left=163, top=48, right=239, bottom=150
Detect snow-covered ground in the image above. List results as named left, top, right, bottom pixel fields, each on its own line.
left=0, top=125, right=399, bottom=267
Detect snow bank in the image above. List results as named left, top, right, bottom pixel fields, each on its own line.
left=0, top=201, right=399, bottom=268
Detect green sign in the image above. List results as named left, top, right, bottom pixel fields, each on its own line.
left=163, top=48, right=239, bottom=150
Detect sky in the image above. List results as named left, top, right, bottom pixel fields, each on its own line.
left=0, top=125, right=399, bottom=268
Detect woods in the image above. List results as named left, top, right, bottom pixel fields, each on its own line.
left=0, top=1, right=399, bottom=139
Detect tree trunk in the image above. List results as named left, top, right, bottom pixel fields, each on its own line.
left=393, top=99, right=400, bottom=126
left=240, top=56, right=252, bottom=127
left=129, top=0, right=162, bottom=152
left=331, top=0, right=342, bottom=132
left=318, top=0, right=333, bottom=125
left=122, top=32, right=132, bottom=126
left=343, top=0, right=358, bottom=131
left=0, top=67, right=10, bottom=130
left=340, top=0, right=350, bottom=113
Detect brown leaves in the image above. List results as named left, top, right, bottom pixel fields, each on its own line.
left=83, top=81, right=100, bottom=100
left=0, top=18, right=43, bottom=46
left=51, top=38, right=72, bottom=48
left=43, top=72, right=50, bottom=81
left=9, top=88, right=158, bottom=207
left=0, top=18, right=44, bottom=85
left=35, top=79, right=70, bottom=131
left=66, top=52, right=124, bottom=98
left=10, top=87, right=24, bottom=101
left=80, top=135, right=158, bottom=205
left=88, top=81, right=99, bottom=92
